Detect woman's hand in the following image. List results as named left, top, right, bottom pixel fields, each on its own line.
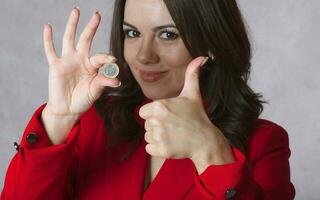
left=43, top=7, right=120, bottom=117
left=41, top=7, right=121, bottom=144
left=139, top=57, right=236, bottom=174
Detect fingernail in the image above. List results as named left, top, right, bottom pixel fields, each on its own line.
left=208, top=51, right=215, bottom=61
left=45, top=22, right=52, bottom=29
left=200, top=57, right=209, bottom=67
left=95, top=11, right=101, bottom=16
left=73, top=6, right=80, bottom=10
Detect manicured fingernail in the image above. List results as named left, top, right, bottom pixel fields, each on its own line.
left=200, top=57, right=209, bottom=67
left=45, top=22, right=52, bottom=29
left=208, top=51, right=215, bottom=61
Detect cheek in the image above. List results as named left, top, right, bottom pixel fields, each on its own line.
left=161, top=48, right=192, bottom=82
left=123, top=41, right=138, bottom=75
left=161, top=58, right=189, bottom=97
left=160, top=42, right=193, bottom=71
left=123, top=41, right=135, bottom=64
left=169, top=67, right=187, bottom=91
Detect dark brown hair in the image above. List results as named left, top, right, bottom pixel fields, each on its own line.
left=94, top=0, right=266, bottom=158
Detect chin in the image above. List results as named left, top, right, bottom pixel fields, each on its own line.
left=142, top=89, right=166, bottom=100
left=141, top=86, right=180, bottom=100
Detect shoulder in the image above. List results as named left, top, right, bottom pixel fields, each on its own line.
left=246, top=118, right=291, bottom=163
left=250, top=119, right=289, bottom=144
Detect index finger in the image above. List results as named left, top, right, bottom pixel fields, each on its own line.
left=139, top=103, right=154, bottom=119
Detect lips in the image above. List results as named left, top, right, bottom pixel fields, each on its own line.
left=138, top=69, right=168, bottom=83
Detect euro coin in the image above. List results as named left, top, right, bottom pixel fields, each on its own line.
left=98, top=63, right=119, bottom=78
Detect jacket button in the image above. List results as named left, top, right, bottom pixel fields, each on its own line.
left=14, top=142, right=20, bottom=151
left=224, top=188, right=236, bottom=199
left=26, top=133, right=38, bottom=144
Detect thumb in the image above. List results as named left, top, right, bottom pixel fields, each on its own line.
left=179, top=56, right=209, bottom=101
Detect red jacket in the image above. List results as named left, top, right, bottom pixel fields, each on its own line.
left=1, top=99, right=295, bottom=200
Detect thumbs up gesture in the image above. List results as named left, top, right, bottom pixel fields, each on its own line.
left=139, top=56, right=235, bottom=173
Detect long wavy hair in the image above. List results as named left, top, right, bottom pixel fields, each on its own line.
left=94, top=0, right=266, bottom=159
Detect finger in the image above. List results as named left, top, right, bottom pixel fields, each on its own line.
left=89, top=53, right=117, bottom=69
left=144, top=117, right=160, bottom=131
left=88, top=75, right=121, bottom=104
left=139, top=103, right=154, bottom=119
left=140, top=101, right=168, bottom=119
left=152, top=128, right=164, bottom=142
left=144, top=131, right=156, bottom=144
left=62, top=7, right=80, bottom=55
left=144, top=119, right=152, bottom=131
left=76, top=11, right=101, bottom=54
left=179, top=56, right=208, bottom=101
left=43, top=23, right=58, bottom=64
left=91, top=74, right=121, bottom=91
left=145, top=143, right=162, bottom=157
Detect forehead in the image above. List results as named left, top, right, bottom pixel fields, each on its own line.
left=124, top=0, right=174, bottom=26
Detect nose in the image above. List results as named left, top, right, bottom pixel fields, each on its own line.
left=136, top=38, right=159, bottom=64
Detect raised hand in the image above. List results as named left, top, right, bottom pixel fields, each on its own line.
left=139, top=56, right=235, bottom=174
left=41, top=7, right=121, bottom=144
left=43, top=7, right=121, bottom=117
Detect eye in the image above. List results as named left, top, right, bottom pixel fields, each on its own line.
left=159, top=29, right=179, bottom=40
left=123, top=29, right=140, bottom=38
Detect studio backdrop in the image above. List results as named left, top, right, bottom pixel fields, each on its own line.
left=0, top=0, right=319, bottom=199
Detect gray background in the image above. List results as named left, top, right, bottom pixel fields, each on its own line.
left=0, top=0, right=319, bottom=199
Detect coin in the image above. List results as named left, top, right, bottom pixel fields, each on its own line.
left=98, top=63, right=119, bottom=78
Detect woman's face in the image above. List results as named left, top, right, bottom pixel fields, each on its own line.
left=123, top=0, right=193, bottom=100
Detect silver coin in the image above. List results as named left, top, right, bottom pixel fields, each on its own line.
left=98, top=63, right=119, bottom=78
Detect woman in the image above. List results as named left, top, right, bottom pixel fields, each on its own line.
left=1, top=0, right=295, bottom=199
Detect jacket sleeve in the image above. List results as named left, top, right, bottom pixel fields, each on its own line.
left=192, top=124, right=295, bottom=200
left=1, top=103, right=80, bottom=200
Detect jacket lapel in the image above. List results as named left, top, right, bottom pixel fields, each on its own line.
left=142, top=154, right=197, bottom=200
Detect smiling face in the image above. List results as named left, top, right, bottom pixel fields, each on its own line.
left=123, top=0, right=193, bottom=100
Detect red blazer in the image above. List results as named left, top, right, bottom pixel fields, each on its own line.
left=1, top=98, right=295, bottom=200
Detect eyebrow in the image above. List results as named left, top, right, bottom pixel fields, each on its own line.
left=123, top=21, right=177, bottom=31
